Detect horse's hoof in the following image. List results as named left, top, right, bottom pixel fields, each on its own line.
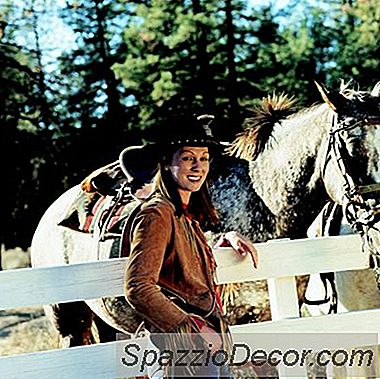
left=60, top=333, right=95, bottom=347
left=60, top=335, right=73, bottom=348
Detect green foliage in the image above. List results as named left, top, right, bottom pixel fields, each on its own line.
left=2, top=0, right=380, bottom=248
left=113, top=0, right=251, bottom=134
left=0, top=1, right=56, bottom=248
left=57, top=0, right=132, bottom=131
left=332, top=0, right=380, bottom=89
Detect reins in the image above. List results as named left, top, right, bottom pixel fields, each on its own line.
left=322, top=113, right=380, bottom=289
left=306, top=113, right=380, bottom=312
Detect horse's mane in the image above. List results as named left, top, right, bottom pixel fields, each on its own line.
left=226, top=93, right=297, bottom=160
left=339, top=79, right=373, bottom=101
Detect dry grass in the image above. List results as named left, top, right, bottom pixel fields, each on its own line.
left=0, top=247, right=59, bottom=357
left=1, top=246, right=31, bottom=270
left=0, top=310, right=60, bottom=356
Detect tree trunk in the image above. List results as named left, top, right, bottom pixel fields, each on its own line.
left=225, top=0, right=240, bottom=135
left=31, top=0, right=51, bottom=132
left=191, top=0, right=216, bottom=113
left=94, top=0, right=123, bottom=129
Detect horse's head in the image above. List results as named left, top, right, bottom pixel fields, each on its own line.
left=316, top=81, right=380, bottom=205
left=317, top=81, right=380, bottom=280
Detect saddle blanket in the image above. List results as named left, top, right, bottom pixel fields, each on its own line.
left=59, top=188, right=135, bottom=236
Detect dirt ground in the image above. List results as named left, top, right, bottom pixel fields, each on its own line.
left=0, top=247, right=60, bottom=356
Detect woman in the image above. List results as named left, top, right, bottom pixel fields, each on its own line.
left=122, top=115, right=258, bottom=378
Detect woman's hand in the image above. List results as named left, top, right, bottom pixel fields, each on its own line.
left=190, top=315, right=222, bottom=353
left=199, top=323, right=223, bottom=353
left=214, top=231, right=258, bottom=269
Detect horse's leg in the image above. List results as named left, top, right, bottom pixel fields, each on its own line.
left=45, top=302, right=96, bottom=347
left=93, top=314, right=118, bottom=342
left=296, top=274, right=310, bottom=314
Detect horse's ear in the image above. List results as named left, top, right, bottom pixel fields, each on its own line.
left=314, top=81, right=346, bottom=112
left=371, top=82, right=380, bottom=97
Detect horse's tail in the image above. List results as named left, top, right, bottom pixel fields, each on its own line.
left=226, top=93, right=297, bottom=160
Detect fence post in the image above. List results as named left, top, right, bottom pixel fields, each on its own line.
left=267, top=276, right=305, bottom=379
left=267, top=276, right=299, bottom=320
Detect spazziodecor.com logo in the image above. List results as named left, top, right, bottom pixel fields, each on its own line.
left=115, top=332, right=378, bottom=378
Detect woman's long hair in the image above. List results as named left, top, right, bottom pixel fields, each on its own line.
left=151, top=160, right=219, bottom=226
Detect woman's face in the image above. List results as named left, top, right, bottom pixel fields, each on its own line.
left=169, top=146, right=210, bottom=203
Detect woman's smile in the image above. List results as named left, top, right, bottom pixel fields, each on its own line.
left=187, top=175, right=202, bottom=182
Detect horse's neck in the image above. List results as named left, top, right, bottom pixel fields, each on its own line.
left=366, top=126, right=380, bottom=184
left=249, top=104, right=332, bottom=217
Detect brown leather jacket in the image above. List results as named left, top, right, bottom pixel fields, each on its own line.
left=124, top=195, right=220, bottom=332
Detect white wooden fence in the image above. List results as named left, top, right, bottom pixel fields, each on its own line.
left=0, top=234, right=379, bottom=378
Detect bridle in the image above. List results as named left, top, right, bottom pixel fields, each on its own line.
left=322, top=112, right=380, bottom=288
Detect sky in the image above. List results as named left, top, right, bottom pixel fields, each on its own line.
left=39, top=1, right=76, bottom=72
left=249, top=0, right=291, bottom=9
left=2, top=0, right=76, bottom=71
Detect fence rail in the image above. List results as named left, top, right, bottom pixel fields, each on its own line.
left=0, top=234, right=367, bottom=310
left=0, top=233, right=377, bottom=379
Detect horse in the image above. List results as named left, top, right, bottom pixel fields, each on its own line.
left=297, top=82, right=380, bottom=318
left=31, top=81, right=380, bottom=348
left=303, top=97, right=380, bottom=375
left=212, top=82, right=380, bottom=319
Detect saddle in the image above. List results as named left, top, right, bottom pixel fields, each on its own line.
left=59, top=161, right=133, bottom=237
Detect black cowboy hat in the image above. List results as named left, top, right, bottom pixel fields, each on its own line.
left=119, top=114, right=226, bottom=185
